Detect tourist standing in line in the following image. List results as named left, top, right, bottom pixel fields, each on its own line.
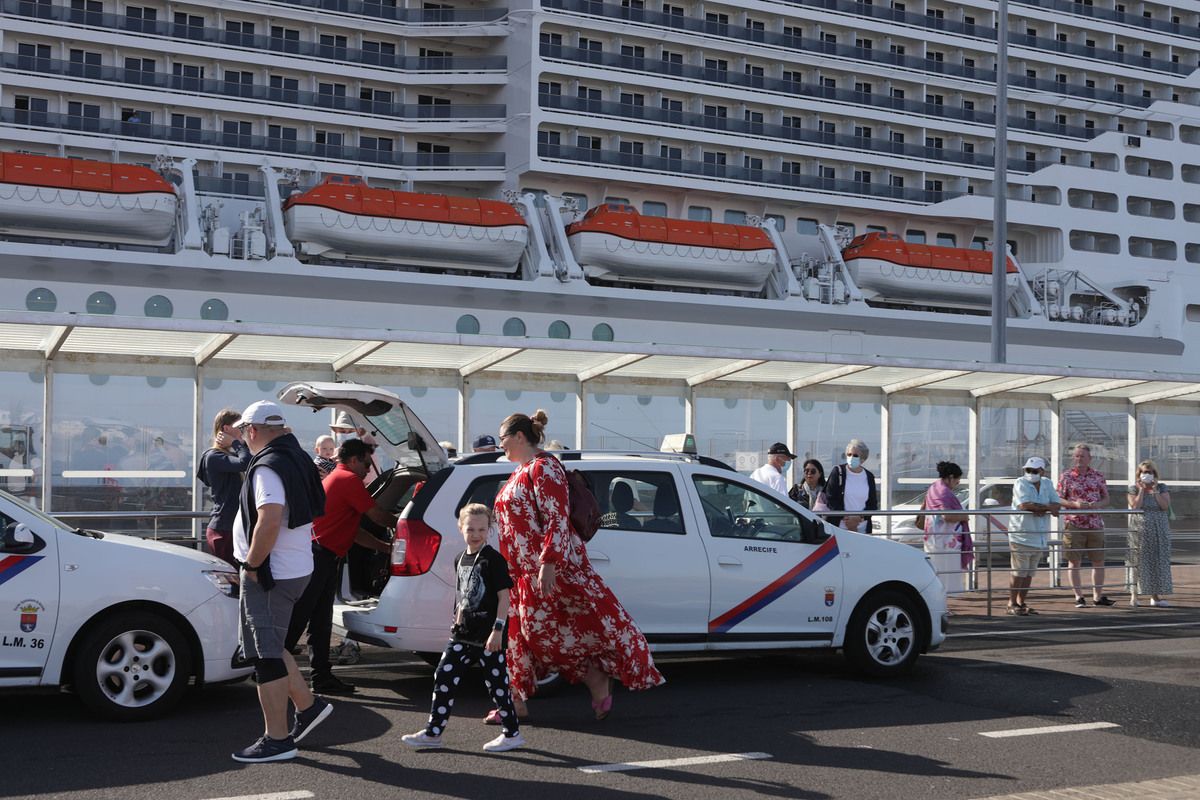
left=750, top=442, right=796, bottom=494
left=1057, top=443, right=1115, bottom=607
left=1127, top=459, right=1173, bottom=608
left=789, top=458, right=826, bottom=510
left=822, top=439, right=879, bottom=533
left=472, top=434, right=500, bottom=453
left=197, top=409, right=251, bottom=567
left=922, top=461, right=973, bottom=595
left=1007, top=456, right=1060, bottom=616
left=492, top=411, right=663, bottom=721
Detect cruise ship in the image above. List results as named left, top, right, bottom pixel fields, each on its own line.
left=1, top=0, right=1199, bottom=520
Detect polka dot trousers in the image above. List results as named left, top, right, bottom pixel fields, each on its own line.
left=425, top=640, right=520, bottom=738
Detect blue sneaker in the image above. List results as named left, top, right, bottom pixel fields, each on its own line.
left=231, top=735, right=298, bottom=763
left=291, top=697, right=333, bottom=743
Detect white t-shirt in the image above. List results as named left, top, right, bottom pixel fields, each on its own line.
left=841, top=468, right=870, bottom=532
left=750, top=463, right=787, bottom=494
left=232, top=466, right=314, bottom=580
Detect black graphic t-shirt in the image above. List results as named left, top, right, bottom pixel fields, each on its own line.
left=451, top=544, right=514, bottom=646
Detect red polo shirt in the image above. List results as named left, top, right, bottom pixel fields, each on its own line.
left=312, top=464, right=376, bottom=557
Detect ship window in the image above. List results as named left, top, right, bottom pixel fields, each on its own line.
left=765, top=214, right=785, bottom=232
left=866, top=225, right=886, bottom=234
left=604, top=196, right=630, bottom=206
left=86, top=291, right=116, bottom=315
left=144, top=295, right=174, bottom=318
left=548, top=321, right=571, bottom=339
left=840, top=223, right=857, bottom=237
left=795, top=218, right=819, bottom=235
left=201, top=299, right=229, bottom=321
left=502, top=317, right=526, bottom=337
left=456, top=314, right=481, bottom=335
left=971, top=237, right=988, bottom=250
left=687, top=206, right=712, bottom=222
left=592, top=323, right=614, bottom=342
left=563, top=192, right=589, bottom=212
left=936, top=233, right=956, bottom=246
left=724, top=210, right=747, bottom=224
left=642, top=201, right=667, bottom=217
left=905, top=229, right=926, bottom=243
left=25, top=288, right=57, bottom=312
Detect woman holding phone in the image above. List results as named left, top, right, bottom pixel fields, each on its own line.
left=1127, top=459, right=1173, bottom=607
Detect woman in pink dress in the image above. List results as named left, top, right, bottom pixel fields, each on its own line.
left=492, top=410, right=664, bottom=720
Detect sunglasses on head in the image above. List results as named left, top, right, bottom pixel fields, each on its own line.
left=803, top=468, right=818, bottom=474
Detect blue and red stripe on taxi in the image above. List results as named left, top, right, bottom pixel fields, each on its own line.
left=708, top=536, right=839, bottom=634
left=0, top=555, right=43, bottom=586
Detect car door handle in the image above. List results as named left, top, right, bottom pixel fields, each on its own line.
left=589, top=551, right=610, bottom=562
left=717, top=556, right=742, bottom=567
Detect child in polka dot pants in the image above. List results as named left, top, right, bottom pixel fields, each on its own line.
left=401, top=504, right=524, bottom=753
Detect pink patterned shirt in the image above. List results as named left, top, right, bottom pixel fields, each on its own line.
left=1057, top=466, right=1108, bottom=529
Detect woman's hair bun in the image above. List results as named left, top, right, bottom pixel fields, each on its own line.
left=531, top=409, right=549, bottom=426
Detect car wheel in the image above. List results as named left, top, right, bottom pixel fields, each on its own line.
left=843, top=590, right=922, bottom=677
left=72, top=611, right=192, bottom=721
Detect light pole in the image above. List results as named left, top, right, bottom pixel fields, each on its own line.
left=991, top=0, right=1009, bottom=364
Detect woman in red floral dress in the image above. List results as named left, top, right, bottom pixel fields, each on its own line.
left=493, top=410, right=664, bottom=719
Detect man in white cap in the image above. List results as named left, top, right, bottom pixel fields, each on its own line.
left=1006, top=456, right=1061, bottom=616
left=230, top=400, right=330, bottom=763
left=750, top=442, right=796, bottom=494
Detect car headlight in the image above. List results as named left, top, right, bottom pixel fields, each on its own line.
left=203, top=570, right=239, bottom=597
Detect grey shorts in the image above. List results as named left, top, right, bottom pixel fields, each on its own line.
left=1010, top=543, right=1045, bottom=578
left=239, top=572, right=310, bottom=660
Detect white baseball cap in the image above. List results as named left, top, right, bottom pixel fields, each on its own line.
left=239, top=400, right=287, bottom=427
left=1023, top=456, right=1047, bottom=471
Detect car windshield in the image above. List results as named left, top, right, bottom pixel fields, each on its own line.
left=0, top=488, right=74, bottom=532
left=361, top=407, right=423, bottom=469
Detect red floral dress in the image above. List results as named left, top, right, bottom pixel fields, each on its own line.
left=493, top=452, right=665, bottom=701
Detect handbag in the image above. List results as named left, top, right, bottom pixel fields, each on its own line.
left=914, top=500, right=927, bottom=532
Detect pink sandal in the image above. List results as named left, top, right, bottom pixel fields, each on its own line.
left=484, top=708, right=530, bottom=725
left=591, top=678, right=614, bottom=720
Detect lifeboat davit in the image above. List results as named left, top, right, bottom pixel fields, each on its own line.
left=283, top=176, right=528, bottom=272
left=841, top=232, right=1020, bottom=307
left=566, top=204, right=777, bottom=291
left=0, top=153, right=177, bottom=246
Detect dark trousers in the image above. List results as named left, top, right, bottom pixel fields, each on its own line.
left=425, top=640, right=519, bottom=738
left=285, top=543, right=339, bottom=679
left=205, top=527, right=236, bottom=568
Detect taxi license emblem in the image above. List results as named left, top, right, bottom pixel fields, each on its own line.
left=16, top=599, right=45, bottom=633
left=824, top=587, right=836, bottom=607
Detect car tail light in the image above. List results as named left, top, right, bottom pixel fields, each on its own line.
left=391, top=517, right=441, bottom=576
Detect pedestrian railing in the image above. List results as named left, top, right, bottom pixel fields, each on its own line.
left=54, top=510, right=208, bottom=548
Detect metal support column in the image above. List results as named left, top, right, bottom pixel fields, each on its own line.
left=457, top=377, right=469, bottom=455
left=1126, top=400, right=1139, bottom=594
left=968, top=397, right=981, bottom=590
left=1049, top=399, right=1063, bottom=587
left=879, top=394, right=892, bottom=518
left=575, top=381, right=587, bottom=450
left=787, top=389, right=799, bottom=467
left=684, top=386, right=696, bottom=435
left=991, top=0, right=1010, bottom=364
left=192, top=367, right=205, bottom=545
left=40, top=361, right=53, bottom=512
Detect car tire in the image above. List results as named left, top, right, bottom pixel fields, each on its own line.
left=843, top=589, right=922, bottom=677
left=72, top=611, right=192, bottom=721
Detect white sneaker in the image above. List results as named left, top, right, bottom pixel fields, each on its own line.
left=400, top=730, right=444, bottom=749
left=1150, top=599, right=1171, bottom=607
left=482, top=732, right=526, bottom=753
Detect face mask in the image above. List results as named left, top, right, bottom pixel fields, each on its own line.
left=1141, top=473, right=1155, bottom=484
left=334, top=432, right=354, bottom=445
left=846, top=455, right=861, bottom=469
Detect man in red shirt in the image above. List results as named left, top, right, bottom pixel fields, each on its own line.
left=286, top=438, right=395, bottom=695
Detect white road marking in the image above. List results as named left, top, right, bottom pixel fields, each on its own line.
left=202, top=792, right=314, bottom=800
left=578, top=752, right=772, bottom=774
left=979, top=721, right=1120, bottom=738
left=949, top=621, right=1198, bottom=638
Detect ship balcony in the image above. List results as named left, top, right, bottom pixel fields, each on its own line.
left=536, top=142, right=959, bottom=203
left=252, top=0, right=509, bottom=26
left=540, top=44, right=1112, bottom=140
left=1, top=54, right=507, bottom=123
left=0, top=108, right=506, bottom=170
left=541, top=93, right=1062, bottom=173
left=1013, top=0, right=1200, bottom=41
left=1, top=0, right=509, bottom=70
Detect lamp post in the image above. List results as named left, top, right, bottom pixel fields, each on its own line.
left=991, top=0, right=1009, bottom=364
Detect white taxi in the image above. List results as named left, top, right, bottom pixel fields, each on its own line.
left=281, top=382, right=948, bottom=677
left=0, top=491, right=248, bottom=719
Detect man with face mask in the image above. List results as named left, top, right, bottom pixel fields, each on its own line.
left=1007, top=457, right=1061, bottom=616
left=750, top=442, right=796, bottom=494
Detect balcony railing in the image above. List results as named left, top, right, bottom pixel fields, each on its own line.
left=2, top=0, right=507, bottom=72
left=1014, top=0, right=1200, bottom=41
left=542, top=45, right=1116, bottom=138
left=272, top=0, right=508, bottom=24
left=2, top=53, right=506, bottom=120
left=540, top=94, right=1059, bottom=173
left=2, top=108, right=506, bottom=169
left=538, top=142, right=961, bottom=203
left=542, top=0, right=1162, bottom=105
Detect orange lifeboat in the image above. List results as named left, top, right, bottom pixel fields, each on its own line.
left=0, top=153, right=177, bottom=246
left=282, top=176, right=528, bottom=271
left=565, top=204, right=777, bottom=291
left=841, top=232, right=1019, bottom=307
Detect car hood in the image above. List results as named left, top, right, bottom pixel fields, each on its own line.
left=277, top=381, right=449, bottom=474
left=76, top=530, right=234, bottom=569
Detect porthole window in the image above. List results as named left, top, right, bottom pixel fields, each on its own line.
left=637, top=395, right=652, bottom=406
left=25, top=287, right=57, bottom=312
left=801, top=400, right=815, bottom=412
left=548, top=320, right=571, bottom=339
left=204, top=377, right=223, bottom=390
left=410, top=386, right=428, bottom=398
left=144, top=295, right=174, bottom=318
left=456, top=314, right=480, bottom=334
left=88, top=374, right=110, bottom=386
left=201, top=298, right=229, bottom=321
left=724, top=398, right=739, bottom=409
left=551, top=391, right=567, bottom=402
left=502, top=317, right=526, bottom=337
left=146, top=376, right=167, bottom=388
left=592, top=323, right=614, bottom=342
left=594, top=393, right=610, bottom=404
left=256, top=381, right=276, bottom=392
left=505, top=390, right=522, bottom=401
left=87, top=291, right=116, bottom=315
left=762, top=399, right=777, bottom=411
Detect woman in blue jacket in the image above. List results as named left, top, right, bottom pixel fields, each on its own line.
left=197, top=409, right=251, bottom=566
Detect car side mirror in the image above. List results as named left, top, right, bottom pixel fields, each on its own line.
left=12, top=523, right=34, bottom=545
left=982, top=498, right=1000, bottom=507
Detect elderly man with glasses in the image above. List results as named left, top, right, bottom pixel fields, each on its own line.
left=1007, top=456, right=1061, bottom=616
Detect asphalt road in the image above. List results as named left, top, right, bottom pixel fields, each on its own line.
left=4, top=615, right=1199, bottom=800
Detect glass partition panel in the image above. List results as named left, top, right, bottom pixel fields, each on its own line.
left=979, top=397, right=1053, bottom=506
left=0, top=369, right=45, bottom=508
left=794, top=394, right=882, bottom=485
left=388, top=385, right=459, bottom=454
left=889, top=394, right=969, bottom=507
left=1139, top=406, right=1200, bottom=539
left=469, top=388, right=575, bottom=449
left=693, top=395, right=786, bottom=474
left=586, top=392, right=684, bottom=451
left=1060, top=402, right=1128, bottom=508
left=54, top=373, right=193, bottom=531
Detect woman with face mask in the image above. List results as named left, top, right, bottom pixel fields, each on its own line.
left=1127, top=460, right=1172, bottom=607
left=819, top=439, right=879, bottom=533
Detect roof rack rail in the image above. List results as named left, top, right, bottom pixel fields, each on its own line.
left=454, top=450, right=735, bottom=471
